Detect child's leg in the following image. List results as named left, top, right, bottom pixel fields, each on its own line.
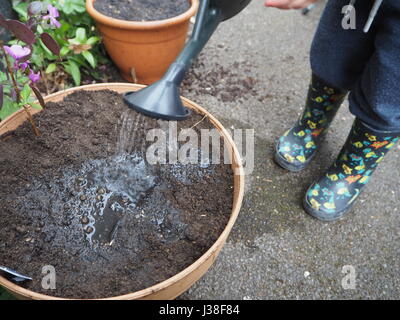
left=310, top=0, right=378, bottom=90
left=349, top=0, right=400, bottom=132
left=274, top=0, right=377, bottom=172
left=304, top=1, right=400, bottom=221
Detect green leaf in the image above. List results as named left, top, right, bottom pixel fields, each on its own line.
left=82, top=51, right=96, bottom=69
left=75, top=27, right=87, bottom=43
left=30, top=50, right=45, bottom=68
left=12, top=1, right=29, bottom=21
left=67, top=38, right=80, bottom=46
left=0, top=96, right=21, bottom=121
left=86, top=36, right=100, bottom=46
left=46, top=63, right=57, bottom=74
left=70, top=56, right=86, bottom=67
left=20, top=84, right=32, bottom=102
left=36, top=24, right=44, bottom=34
left=60, top=46, right=70, bottom=56
left=56, top=0, right=86, bottom=15
left=65, top=61, right=81, bottom=86
left=58, top=20, right=71, bottom=34
left=30, top=103, right=43, bottom=110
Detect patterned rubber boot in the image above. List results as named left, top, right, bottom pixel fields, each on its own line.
left=274, top=74, right=348, bottom=171
left=304, top=119, right=399, bottom=222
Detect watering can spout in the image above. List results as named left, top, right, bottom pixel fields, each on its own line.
left=124, top=63, right=189, bottom=120
left=123, top=0, right=252, bottom=120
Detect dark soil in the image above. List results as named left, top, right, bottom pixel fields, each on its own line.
left=182, top=53, right=261, bottom=103
left=94, top=0, right=191, bottom=21
left=0, top=90, right=233, bottom=299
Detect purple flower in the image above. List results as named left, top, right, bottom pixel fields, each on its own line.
left=20, top=61, right=30, bottom=71
left=29, top=69, right=41, bottom=83
left=13, top=60, right=30, bottom=71
left=4, top=45, right=31, bottom=61
left=43, top=4, right=61, bottom=28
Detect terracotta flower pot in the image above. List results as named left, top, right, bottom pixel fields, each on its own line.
left=86, top=0, right=199, bottom=84
left=0, top=83, right=245, bottom=300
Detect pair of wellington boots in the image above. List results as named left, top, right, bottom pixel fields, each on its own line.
left=274, top=74, right=399, bottom=221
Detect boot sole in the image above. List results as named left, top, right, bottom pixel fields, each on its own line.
left=273, top=126, right=331, bottom=172
left=273, top=141, right=316, bottom=172
left=302, top=196, right=353, bottom=222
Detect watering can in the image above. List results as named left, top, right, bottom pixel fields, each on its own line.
left=124, top=0, right=252, bottom=120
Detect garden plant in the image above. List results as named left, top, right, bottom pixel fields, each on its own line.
left=11, top=0, right=106, bottom=91
left=0, top=1, right=60, bottom=129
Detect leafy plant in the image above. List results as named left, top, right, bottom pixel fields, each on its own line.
left=0, top=2, right=60, bottom=133
left=11, top=0, right=107, bottom=89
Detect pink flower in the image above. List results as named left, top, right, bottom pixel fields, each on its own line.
left=43, top=4, right=61, bottom=28
left=29, top=69, right=41, bottom=83
left=4, top=45, right=31, bottom=61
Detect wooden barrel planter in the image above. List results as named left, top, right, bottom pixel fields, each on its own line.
left=0, top=83, right=244, bottom=300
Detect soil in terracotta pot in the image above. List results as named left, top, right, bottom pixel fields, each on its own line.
left=0, top=90, right=233, bottom=299
left=94, top=0, right=191, bottom=21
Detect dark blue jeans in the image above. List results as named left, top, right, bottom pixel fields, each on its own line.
left=310, top=0, right=400, bottom=133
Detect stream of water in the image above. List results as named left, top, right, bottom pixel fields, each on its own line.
left=115, top=109, right=147, bottom=155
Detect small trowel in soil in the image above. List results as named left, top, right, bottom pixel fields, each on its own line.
left=0, top=266, right=32, bottom=282
left=123, top=0, right=252, bottom=120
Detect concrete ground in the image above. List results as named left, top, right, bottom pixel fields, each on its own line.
left=179, top=1, right=400, bottom=300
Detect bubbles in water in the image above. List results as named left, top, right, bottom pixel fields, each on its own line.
left=69, top=153, right=157, bottom=244
left=20, top=152, right=158, bottom=246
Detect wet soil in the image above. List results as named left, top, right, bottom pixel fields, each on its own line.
left=0, top=90, right=233, bottom=299
left=94, top=0, right=191, bottom=22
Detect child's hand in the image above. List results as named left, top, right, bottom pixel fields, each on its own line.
left=264, top=0, right=319, bottom=9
